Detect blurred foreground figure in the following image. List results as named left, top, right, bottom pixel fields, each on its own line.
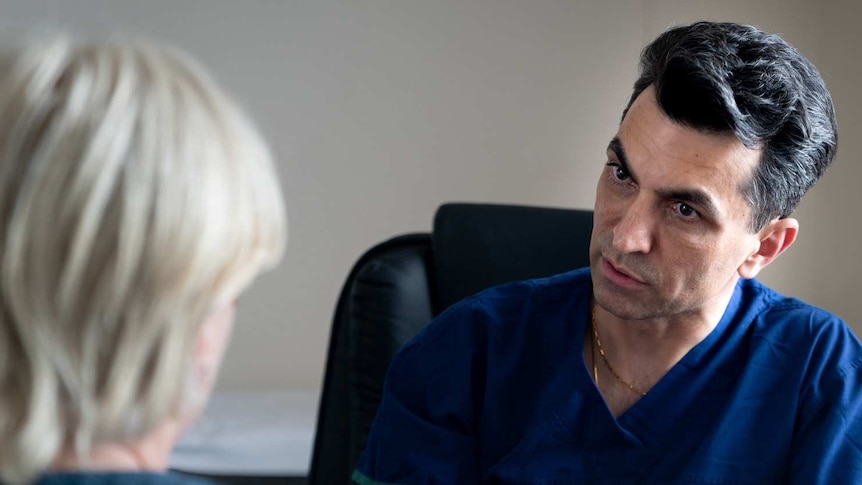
left=0, top=36, right=286, bottom=484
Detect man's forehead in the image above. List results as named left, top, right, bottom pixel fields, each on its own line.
left=611, top=94, right=762, bottom=223
left=617, top=88, right=761, bottom=176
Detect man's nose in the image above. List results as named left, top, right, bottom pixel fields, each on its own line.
left=612, top=197, right=654, bottom=254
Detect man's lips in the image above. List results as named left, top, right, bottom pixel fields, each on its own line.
left=602, top=257, right=647, bottom=286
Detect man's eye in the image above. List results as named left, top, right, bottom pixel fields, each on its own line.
left=608, top=163, right=630, bottom=182
left=674, top=202, right=699, bottom=220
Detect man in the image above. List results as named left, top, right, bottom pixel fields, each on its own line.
left=352, top=21, right=862, bottom=484
left=0, top=36, right=286, bottom=484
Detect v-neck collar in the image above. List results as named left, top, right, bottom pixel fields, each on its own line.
left=553, top=279, right=747, bottom=449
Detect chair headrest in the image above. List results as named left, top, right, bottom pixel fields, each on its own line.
left=431, top=202, right=593, bottom=314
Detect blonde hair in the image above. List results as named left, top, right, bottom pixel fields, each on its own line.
left=0, top=35, right=286, bottom=483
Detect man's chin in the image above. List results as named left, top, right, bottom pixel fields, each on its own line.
left=592, top=284, right=664, bottom=321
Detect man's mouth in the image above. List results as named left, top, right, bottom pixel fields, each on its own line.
left=602, top=257, right=647, bottom=286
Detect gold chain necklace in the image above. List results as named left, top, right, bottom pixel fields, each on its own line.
left=591, top=306, right=648, bottom=397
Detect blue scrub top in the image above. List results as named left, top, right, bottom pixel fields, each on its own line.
left=355, top=268, right=862, bottom=484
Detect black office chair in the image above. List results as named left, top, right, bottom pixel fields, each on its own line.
left=308, top=202, right=594, bottom=485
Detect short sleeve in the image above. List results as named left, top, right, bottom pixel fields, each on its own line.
left=790, top=317, right=862, bottom=484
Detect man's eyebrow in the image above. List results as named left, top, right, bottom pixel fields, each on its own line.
left=607, top=136, right=721, bottom=219
left=657, top=187, right=720, bottom=218
left=607, top=137, right=638, bottom=184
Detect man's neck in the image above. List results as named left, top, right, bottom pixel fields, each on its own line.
left=595, top=288, right=735, bottom=382
left=588, top=287, right=737, bottom=417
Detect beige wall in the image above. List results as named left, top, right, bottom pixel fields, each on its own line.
left=804, top=0, right=862, bottom=323
left=0, top=0, right=857, bottom=391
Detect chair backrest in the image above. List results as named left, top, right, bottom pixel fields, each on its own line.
left=308, top=203, right=593, bottom=485
left=432, top=203, right=594, bottom=312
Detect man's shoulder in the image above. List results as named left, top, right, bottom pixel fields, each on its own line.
left=404, top=267, right=591, bottom=352
left=740, top=278, right=861, bottom=374
left=740, top=277, right=842, bottom=325
left=461, top=266, right=592, bottom=312
left=439, top=266, right=590, bottom=325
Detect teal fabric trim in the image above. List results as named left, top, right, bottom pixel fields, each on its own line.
left=351, top=469, right=404, bottom=485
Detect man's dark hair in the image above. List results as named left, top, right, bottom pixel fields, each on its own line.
left=625, top=21, right=837, bottom=231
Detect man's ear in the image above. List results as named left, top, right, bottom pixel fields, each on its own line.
left=738, top=217, right=799, bottom=279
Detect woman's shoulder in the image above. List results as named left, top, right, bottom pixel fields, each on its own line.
left=31, top=472, right=218, bottom=485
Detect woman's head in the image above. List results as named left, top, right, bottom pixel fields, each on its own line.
left=0, top=35, right=286, bottom=482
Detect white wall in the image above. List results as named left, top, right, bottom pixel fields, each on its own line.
left=0, top=0, right=857, bottom=391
